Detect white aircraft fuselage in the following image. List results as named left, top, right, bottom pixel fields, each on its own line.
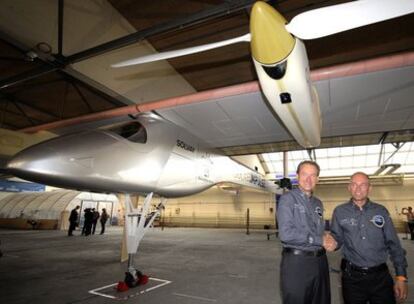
left=6, top=113, right=273, bottom=197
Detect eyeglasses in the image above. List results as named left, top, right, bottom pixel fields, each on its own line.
left=349, top=183, right=370, bottom=189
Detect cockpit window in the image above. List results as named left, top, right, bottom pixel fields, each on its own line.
left=262, top=61, right=287, bottom=80
left=107, top=122, right=147, bottom=143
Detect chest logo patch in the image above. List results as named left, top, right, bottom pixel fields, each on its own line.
left=294, top=203, right=306, bottom=213
left=340, top=218, right=358, bottom=226
left=315, top=206, right=323, bottom=218
left=371, top=215, right=385, bottom=228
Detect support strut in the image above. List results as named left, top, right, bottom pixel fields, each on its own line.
left=122, top=192, right=166, bottom=287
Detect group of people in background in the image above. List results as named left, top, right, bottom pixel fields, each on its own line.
left=68, top=206, right=109, bottom=236
left=278, top=160, right=408, bottom=304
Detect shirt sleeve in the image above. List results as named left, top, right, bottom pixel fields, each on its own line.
left=383, top=210, right=408, bottom=277
left=330, top=208, right=343, bottom=250
left=277, top=193, right=318, bottom=247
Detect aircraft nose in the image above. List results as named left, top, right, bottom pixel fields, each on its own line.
left=6, top=131, right=120, bottom=187
left=250, top=1, right=295, bottom=64
left=7, top=143, right=59, bottom=178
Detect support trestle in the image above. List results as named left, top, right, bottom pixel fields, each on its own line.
left=119, top=192, right=166, bottom=290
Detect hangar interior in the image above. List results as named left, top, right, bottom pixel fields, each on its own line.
left=0, top=0, right=413, bottom=230
left=1, top=1, right=414, bottom=304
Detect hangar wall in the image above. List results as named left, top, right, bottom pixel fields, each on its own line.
left=158, top=179, right=413, bottom=232
left=161, top=185, right=276, bottom=229
left=2, top=179, right=410, bottom=231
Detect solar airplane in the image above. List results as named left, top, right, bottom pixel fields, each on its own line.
left=4, top=0, right=414, bottom=286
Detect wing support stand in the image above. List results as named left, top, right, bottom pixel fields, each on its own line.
left=119, top=192, right=167, bottom=291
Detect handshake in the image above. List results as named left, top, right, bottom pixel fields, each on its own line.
left=323, top=232, right=337, bottom=252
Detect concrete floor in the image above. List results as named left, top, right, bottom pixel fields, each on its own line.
left=0, top=227, right=413, bottom=304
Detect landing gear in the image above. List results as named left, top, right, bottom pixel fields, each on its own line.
left=117, top=192, right=166, bottom=292
left=124, top=268, right=149, bottom=288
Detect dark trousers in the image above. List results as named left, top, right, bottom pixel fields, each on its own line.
left=83, top=222, right=92, bottom=236
left=280, top=250, right=330, bottom=304
left=100, top=221, right=106, bottom=234
left=92, top=221, right=98, bottom=234
left=341, top=262, right=395, bottom=304
left=68, top=221, right=76, bottom=236
left=408, top=221, right=414, bottom=240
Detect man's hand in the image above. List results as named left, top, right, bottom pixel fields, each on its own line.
left=323, top=232, right=337, bottom=252
left=394, top=280, right=408, bottom=302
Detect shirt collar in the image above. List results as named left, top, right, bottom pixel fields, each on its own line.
left=296, top=186, right=313, bottom=198
left=348, top=198, right=372, bottom=210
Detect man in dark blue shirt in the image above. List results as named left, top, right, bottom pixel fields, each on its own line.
left=331, top=172, right=408, bottom=304
left=278, top=160, right=336, bottom=304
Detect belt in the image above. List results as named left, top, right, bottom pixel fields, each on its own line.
left=283, top=247, right=326, bottom=257
left=341, top=259, right=387, bottom=274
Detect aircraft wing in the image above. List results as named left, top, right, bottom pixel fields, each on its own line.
left=157, top=62, right=414, bottom=150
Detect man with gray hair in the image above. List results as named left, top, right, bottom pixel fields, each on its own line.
left=331, top=171, right=408, bottom=303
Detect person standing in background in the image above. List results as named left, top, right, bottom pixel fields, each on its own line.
left=82, top=208, right=94, bottom=236
left=401, top=206, right=414, bottom=240
left=91, top=208, right=100, bottom=235
left=68, top=205, right=80, bottom=236
left=100, top=208, right=109, bottom=235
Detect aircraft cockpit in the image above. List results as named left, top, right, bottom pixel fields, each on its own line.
left=106, top=122, right=147, bottom=144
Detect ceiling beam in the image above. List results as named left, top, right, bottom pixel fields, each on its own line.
left=0, top=92, right=59, bottom=119
left=257, top=154, right=270, bottom=175
left=57, top=0, right=64, bottom=57
left=71, top=81, right=93, bottom=113
left=0, top=107, right=42, bottom=123
left=221, top=130, right=414, bottom=156
left=57, top=70, right=127, bottom=107
left=13, top=102, right=36, bottom=126
left=0, top=65, right=58, bottom=90
left=0, top=121, right=17, bottom=129
left=0, top=0, right=259, bottom=90
left=66, top=0, right=259, bottom=64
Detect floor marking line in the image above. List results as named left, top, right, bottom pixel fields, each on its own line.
left=3, top=254, right=20, bottom=258
left=88, top=277, right=172, bottom=300
left=144, top=280, right=171, bottom=292
left=228, top=274, right=248, bottom=278
left=89, top=283, right=118, bottom=299
left=173, top=292, right=217, bottom=302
